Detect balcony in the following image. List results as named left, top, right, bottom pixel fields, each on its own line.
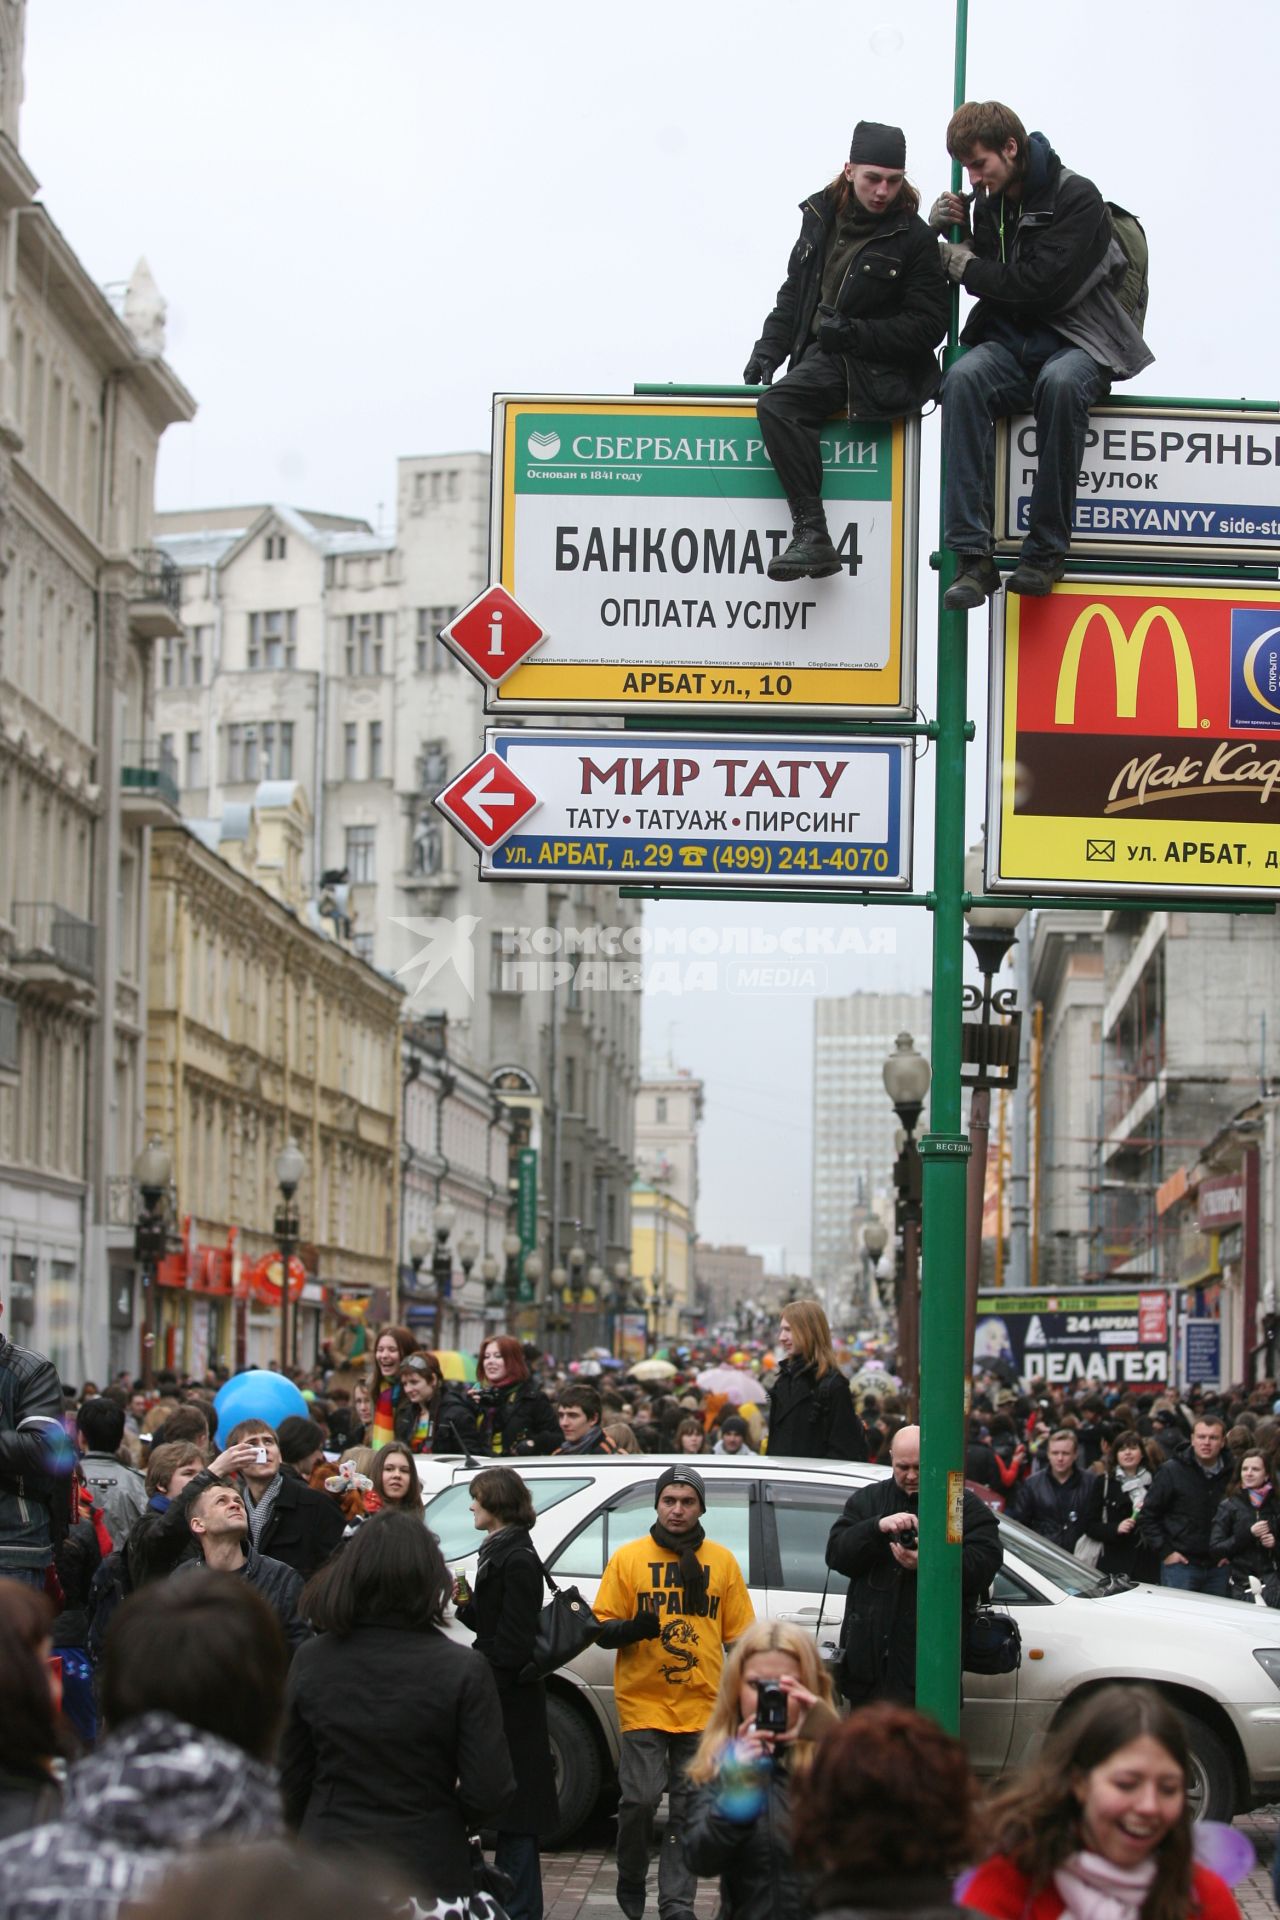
left=120, top=740, right=181, bottom=827
left=10, top=902, right=97, bottom=1000
left=128, top=547, right=184, bottom=640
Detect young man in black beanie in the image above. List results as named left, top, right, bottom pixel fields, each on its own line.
left=744, top=119, right=948, bottom=582
left=593, top=1466, right=753, bottom=1920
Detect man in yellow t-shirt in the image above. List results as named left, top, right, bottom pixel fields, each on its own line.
left=593, top=1466, right=754, bottom=1920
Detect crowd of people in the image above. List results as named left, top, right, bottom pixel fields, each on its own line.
left=0, top=1280, right=1269, bottom=1920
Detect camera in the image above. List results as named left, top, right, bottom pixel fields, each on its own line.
left=896, top=1526, right=919, bottom=1551
left=255, top=1446, right=269, bottom=1464
left=754, top=1679, right=788, bottom=1735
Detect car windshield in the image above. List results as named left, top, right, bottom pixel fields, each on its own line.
left=997, top=1512, right=1113, bottom=1597
left=423, top=1477, right=593, bottom=1560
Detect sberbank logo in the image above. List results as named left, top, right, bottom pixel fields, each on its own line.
left=527, top=431, right=561, bottom=461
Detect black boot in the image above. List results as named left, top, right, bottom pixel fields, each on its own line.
left=768, top=498, right=842, bottom=581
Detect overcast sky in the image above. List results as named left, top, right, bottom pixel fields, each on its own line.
left=25, top=2, right=1276, bottom=1270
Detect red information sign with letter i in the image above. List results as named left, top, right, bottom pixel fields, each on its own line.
left=438, top=584, right=547, bottom=685
left=435, top=752, right=540, bottom=853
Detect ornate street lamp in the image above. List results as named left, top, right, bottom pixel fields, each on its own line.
left=274, top=1136, right=306, bottom=1375
left=133, top=1138, right=172, bottom=1391
left=883, top=1034, right=930, bottom=1413
left=432, top=1202, right=456, bottom=1349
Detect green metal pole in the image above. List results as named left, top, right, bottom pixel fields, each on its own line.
left=915, top=0, right=971, bottom=1734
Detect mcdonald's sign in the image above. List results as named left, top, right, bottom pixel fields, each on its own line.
left=986, top=579, right=1280, bottom=901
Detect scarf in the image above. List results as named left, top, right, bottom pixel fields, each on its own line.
left=1054, top=1850, right=1157, bottom=1920
left=370, top=1380, right=398, bottom=1451
left=1119, top=1467, right=1151, bottom=1511
left=244, top=1471, right=283, bottom=1548
left=557, top=1425, right=604, bottom=1455
left=1248, top=1484, right=1273, bottom=1508
left=649, top=1518, right=709, bottom=1615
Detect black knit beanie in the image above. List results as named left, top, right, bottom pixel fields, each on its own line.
left=849, top=120, right=907, bottom=168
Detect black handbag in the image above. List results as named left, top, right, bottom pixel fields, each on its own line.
left=963, top=1603, right=1022, bottom=1675
left=518, top=1560, right=603, bottom=1682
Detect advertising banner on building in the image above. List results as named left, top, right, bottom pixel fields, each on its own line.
left=973, top=1289, right=1176, bottom=1388
left=484, top=393, right=917, bottom=718
left=996, top=403, right=1280, bottom=562
left=437, top=728, right=914, bottom=890
left=986, top=580, right=1280, bottom=900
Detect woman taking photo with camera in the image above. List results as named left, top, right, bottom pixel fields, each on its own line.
left=682, top=1620, right=837, bottom=1920
left=962, top=1684, right=1240, bottom=1920
left=454, top=1466, right=558, bottom=1920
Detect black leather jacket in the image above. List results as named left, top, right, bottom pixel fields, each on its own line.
left=684, top=1756, right=807, bottom=1920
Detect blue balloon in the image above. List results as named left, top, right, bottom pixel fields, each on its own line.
left=213, top=1371, right=309, bottom=1446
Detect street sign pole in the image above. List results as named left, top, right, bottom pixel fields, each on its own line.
left=916, top=0, right=971, bottom=1734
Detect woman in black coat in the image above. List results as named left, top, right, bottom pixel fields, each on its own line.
left=744, top=118, right=948, bottom=581
left=280, top=1513, right=514, bottom=1896
left=1210, top=1448, right=1280, bottom=1603
left=766, top=1300, right=867, bottom=1462
left=1080, top=1431, right=1160, bottom=1583
left=469, top=1337, right=560, bottom=1458
left=455, top=1466, right=558, bottom=1920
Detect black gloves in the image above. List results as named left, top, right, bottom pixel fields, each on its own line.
left=596, top=1609, right=663, bottom=1648
left=743, top=356, right=775, bottom=387
left=817, top=313, right=860, bottom=356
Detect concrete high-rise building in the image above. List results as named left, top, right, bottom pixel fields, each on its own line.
left=811, top=990, right=931, bottom=1306
left=153, top=454, right=640, bottom=1297
left=1029, top=909, right=1106, bottom=1288
left=632, top=1071, right=703, bottom=1341
left=0, top=9, right=197, bottom=1386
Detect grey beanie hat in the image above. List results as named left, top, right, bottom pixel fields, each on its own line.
left=654, top=1464, right=707, bottom=1512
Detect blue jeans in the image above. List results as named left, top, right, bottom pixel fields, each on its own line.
left=1160, top=1561, right=1230, bottom=1598
left=494, top=1832, right=542, bottom=1920
left=942, top=340, right=1109, bottom=561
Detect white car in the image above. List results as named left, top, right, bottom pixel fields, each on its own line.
left=418, top=1452, right=1280, bottom=1844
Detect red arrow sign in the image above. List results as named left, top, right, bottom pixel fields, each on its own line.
left=438, top=584, right=547, bottom=685
left=434, top=750, right=540, bottom=853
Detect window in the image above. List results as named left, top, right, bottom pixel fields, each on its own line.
left=186, top=731, right=203, bottom=789
left=345, top=824, right=376, bottom=884
left=161, top=639, right=173, bottom=687
left=352, top=931, right=375, bottom=962
left=190, top=627, right=208, bottom=686
left=767, top=1485, right=850, bottom=1602
left=368, top=721, right=383, bottom=779
left=248, top=610, right=296, bottom=670
left=551, top=1480, right=753, bottom=1581
left=343, top=722, right=358, bottom=780
left=265, top=533, right=287, bottom=560
left=416, top=608, right=459, bottom=672
left=422, top=1478, right=591, bottom=1562
left=224, top=724, right=257, bottom=783
left=490, top=928, right=519, bottom=991
left=344, top=612, right=385, bottom=676
left=159, top=732, right=175, bottom=773
left=656, top=1096, right=668, bottom=1123
left=565, top=1058, right=577, bottom=1112
left=260, top=721, right=293, bottom=779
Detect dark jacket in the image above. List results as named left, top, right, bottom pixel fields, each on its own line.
left=0, top=1712, right=281, bottom=1920
left=1080, top=1470, right=1162, bottom=1582
left=1012, top=1464, right=1092, bottom=1552
left=470, top=1379, right=561, bottom=1458
left=250, top=1470, right=346, bottom=1578
left=456, top=1523, right=559, bottom=1838
left=0, top=1769, right=60, bottom=1844
left=0, top=1334, right=71, bottom=1572
left=1140, top=1445, right=1233, bottom=1565
left=959, top=131, right=1152, bottom=380
left=826, top=1477, right=1002, bottom=1707
left=767, top=1358, right=867, bottom=1463
left=395, top=1382, right=476, bottom=1453
left=750, top=184, right=948, bottom=415
left=684, top=1754, right=806, bottom=1920
left=172, top=1545, right=310, bottom=1655
left=280, top=1622, right=514, bottom=1894
left=1210, top=1487, right=1280, bottom=1595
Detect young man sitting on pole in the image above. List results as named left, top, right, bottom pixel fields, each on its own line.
left=934, top=100, right=1152, bottom=609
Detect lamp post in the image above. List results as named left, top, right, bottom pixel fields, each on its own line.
left=883, top=1034, right=931, bottom=1415
left=273, top=1136, right=306, bottom=1375
left=132, top=1138, right=172, bottom=1391
left=861, top=1217, right=888, bottom=1322
left=523, top=1250, right=545, bottom=1347
left=432, top=1201, right=456, bottom=1352
left=962, top=841, right=1026, bottom=1392
left=457, top=1231, right=479, bottom=1350
left=502, top=1231, right=523, bottom=1319
left=480, top=1251, right=500, bottom=1327
left=565, top=1244, right=586, bottom=1358
left=611, top=1258, right=632, bottom=1359
left=586, top=1263, right=605, bottom=1352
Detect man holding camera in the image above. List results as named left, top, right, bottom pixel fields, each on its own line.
left=825, top=1424, right=1001, bottom=1706
left=593, top=1466, right=754, bottom=1920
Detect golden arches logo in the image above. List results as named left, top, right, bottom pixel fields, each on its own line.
left=1053, top=603, right=1199, bottom=730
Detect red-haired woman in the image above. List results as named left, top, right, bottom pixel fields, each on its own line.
left=469, top=1338, right=559, bottom=1458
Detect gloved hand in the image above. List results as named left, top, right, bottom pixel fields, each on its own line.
left=929, top=191, right=971, bottom=233
left=635, top=1608, right=662, bottom=1639
left=817, top=313, right=860, bottom=356
left=743, top=355, right=775, bottom=387
left=939, top=239, right=975, bottom=283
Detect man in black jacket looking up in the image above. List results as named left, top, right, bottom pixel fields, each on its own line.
left=1140, top=1415, right=1233, bottom=1597
left=744, top=120, right=948, bottom=583
left=826, top=1424, right=1001, bottom=1706
left=1012, top=1429, right=1091, bottom=1552
left=934, top=100, right=1152, bottom=608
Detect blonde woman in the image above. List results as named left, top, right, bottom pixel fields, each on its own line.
left=682, top=1620, right=838, bottom=1920
left=767, top=1300, right=867, bottom=1461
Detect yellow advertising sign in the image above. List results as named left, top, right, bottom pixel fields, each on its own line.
left=987, top=580, right=1280, bottom=899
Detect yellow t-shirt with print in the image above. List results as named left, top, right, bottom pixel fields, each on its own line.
left=593, top=1534, right=755, bottom=1733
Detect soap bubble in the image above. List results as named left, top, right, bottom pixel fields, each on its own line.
left=870, top=25, right=904, bottom=55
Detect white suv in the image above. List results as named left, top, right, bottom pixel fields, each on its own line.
left=419, top=1452, right=1280, bottom=1844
